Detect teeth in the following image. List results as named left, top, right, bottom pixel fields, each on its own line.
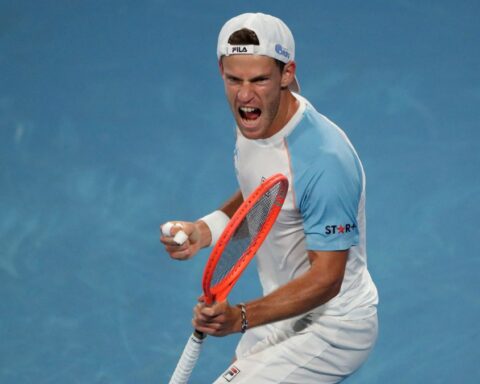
left=240, top=107, right=257, bottom=112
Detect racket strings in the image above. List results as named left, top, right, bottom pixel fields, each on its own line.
left=211, top=182, right=283, bottom=287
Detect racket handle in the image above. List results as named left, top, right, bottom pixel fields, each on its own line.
left=168, top=331, right=205, bottom=384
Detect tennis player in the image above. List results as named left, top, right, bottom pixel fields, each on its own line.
left=161, top=12, right=379, bottom=383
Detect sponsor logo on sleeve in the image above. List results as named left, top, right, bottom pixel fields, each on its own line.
left=325, top=223, right=357, bottom=235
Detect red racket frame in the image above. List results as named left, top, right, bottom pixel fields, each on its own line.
left=202, top=173, right=288, bottom=305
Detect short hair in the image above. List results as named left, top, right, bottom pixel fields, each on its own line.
left=227, top=28, right=260, bottom=45
left=227, top=28, right=286, bottom=73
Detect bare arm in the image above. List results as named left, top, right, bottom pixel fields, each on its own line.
left=193, top=249, right=348, bottom=336
left=219, top=189, right=243, bottom=217
left=242, top=249, right=347, bottom=327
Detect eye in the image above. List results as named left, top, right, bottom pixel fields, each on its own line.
left=253, top=77, right=269, bottom=85
left=226, top=76, right=241, bottom=85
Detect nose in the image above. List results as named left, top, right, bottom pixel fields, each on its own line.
left=237, top=82, right=254, bottom=103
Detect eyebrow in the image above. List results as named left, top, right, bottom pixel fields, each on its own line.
left=224, top=72, right=271, bottom=83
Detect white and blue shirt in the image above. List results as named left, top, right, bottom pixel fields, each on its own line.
left=234, top=94, right=378, bottom=322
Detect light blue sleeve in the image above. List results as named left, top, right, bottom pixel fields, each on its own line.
left=286, top=107, right=363, bottom=251
left=294, top=153, right=362, bottom=251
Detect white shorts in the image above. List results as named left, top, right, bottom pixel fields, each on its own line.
left=213, top=311, right=378, bottom=384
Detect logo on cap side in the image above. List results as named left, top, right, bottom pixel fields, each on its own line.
left=275, top=44, right=290, bottom=59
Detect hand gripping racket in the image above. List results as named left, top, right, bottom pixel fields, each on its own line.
left=168, top=173, right=288, bottom=384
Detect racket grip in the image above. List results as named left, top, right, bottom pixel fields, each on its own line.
left=168, top=331, right=205, bottom=384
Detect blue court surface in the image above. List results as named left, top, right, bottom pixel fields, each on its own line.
left=1, top=1, right=479, bottom=383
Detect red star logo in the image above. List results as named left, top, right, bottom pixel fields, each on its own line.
left=338, top=225, right=345, bottom=233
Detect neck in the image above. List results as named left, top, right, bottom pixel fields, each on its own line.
left=268, top=90, right=299, bottom=137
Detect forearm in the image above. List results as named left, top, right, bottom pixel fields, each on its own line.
left=219, top=189, right=243, bottom=218
left=244, top=250, right=347, bottom=329
left=193, top=250, right=347, bottom=337
left=191, top=275, right=338, bottom=337
left=245, top=272, right=340, bottom=328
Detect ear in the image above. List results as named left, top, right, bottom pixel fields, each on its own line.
left=281, top=61, right=296, bottom=89
left=218, top=58, right=224, bottom=77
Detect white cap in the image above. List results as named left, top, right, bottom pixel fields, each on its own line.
left=217, top=13, right=300, bottom=93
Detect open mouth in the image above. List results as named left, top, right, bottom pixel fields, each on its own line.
left=239, top=106, right=261, bottom=122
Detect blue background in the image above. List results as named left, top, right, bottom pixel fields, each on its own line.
left=1, top=0, right=479, bottom=382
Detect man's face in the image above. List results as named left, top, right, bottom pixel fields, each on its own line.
left=220, top=55, right=291, bottom=140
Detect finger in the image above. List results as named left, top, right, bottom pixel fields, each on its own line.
left=161, top=222, right=185, bottom=237
left=173, top=222, right=200, bottom=244
left=194, top=303, right=217, bottom=321
left=192, top=320, right=227, bottom=337
left=199, top=310, right=227, bottom=324
left=161, top=222, right=188, bottom=242
left=193, top=302, right=206, bottom=317
left=192, top=313, right=222, bottom=329
left=161, top=235, right=187, bottom=247
left=201, top=300, right=228, bottom=316
left=192, top=321, right=217, bottom=334
left=161, top=221, right=174, bottom=237
left=201, top=306, right=217, bottom=317
left=193, top=311, right=211, bottom=324
left=168, top=248, right=194, bottom=260
left=167, top=223, right=189, bottom=245
left=169, top=222, right=184, bottom=234
left=162, top=237, right=192, bottom=258
left=173, top=230, right=188, bottom=245
left=160, top=222, right=188, bottom=245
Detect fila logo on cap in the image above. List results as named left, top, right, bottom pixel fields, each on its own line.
left=231, top=46, right=248, bottom=53
left=227, top=45, right=255, bottom=55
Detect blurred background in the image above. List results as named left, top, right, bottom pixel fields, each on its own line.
left=1, top=0, right=479, bottom=382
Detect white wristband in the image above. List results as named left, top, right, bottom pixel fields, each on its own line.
left=199, top=210, right=230, bottom=246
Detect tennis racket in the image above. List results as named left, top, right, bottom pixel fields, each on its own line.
left=167, top=173, right=288, bottom=384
